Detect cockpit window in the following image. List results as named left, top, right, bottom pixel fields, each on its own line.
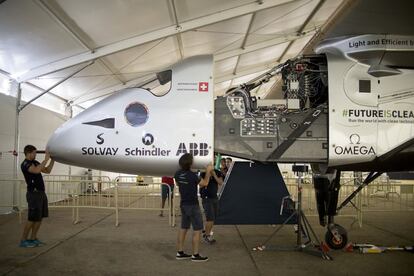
left=124, top=102, right=148, bottom=127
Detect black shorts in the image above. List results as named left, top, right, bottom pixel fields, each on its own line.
left=26, top=191, right=48, bottom=222
left=202, top=198, right=219, bottom=221
left=161, top=185, right=174, bottom=200
left=180, top=204, right=203, bottom=231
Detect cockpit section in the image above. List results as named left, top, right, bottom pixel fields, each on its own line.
left=215, top=55, right=329, bottom=163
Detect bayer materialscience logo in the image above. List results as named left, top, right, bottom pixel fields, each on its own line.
left=142, top=133, right=154, bottom=146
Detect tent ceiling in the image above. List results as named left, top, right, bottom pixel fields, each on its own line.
left=54, top=0, right=175, bottom=47
left=1, top=0, right=347, bottom=114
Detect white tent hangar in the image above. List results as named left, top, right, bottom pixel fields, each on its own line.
left=1, top=0, right=413, bottom=176
left=0, top=0, right=345, bottom=116
left=0, top=0, right=358, bottom=212
left=1, top=1, right=414, bottom=273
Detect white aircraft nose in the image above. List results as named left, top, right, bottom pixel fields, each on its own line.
left=46, top=125, right=74, bottom=163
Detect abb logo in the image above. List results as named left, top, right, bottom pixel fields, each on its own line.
left=198, top=82, right=208, bottom=92
left=176, top=143, right=209, bottom=156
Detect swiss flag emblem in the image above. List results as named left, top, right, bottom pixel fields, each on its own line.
left=198, top=82, right=208, bottom=92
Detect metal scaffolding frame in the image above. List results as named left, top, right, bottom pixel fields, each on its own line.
left=10, top=61, right=94, bottom=209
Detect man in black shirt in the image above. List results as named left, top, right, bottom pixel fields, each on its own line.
left=19, top=145, right=54, bottom=248
left=220, top=158, right=228, bottom=176
left=225, top=157, right=233, bottom=171
left=174, top=153, right=213, bottom=262
left=200, top=165, right=224, bottom=244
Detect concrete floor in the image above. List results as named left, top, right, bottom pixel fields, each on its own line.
left=0, top=208, right=413, bottom=276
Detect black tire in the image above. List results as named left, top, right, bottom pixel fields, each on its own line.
left=325, top=225, right=348, bottom=250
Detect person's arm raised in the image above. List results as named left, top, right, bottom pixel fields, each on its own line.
left=198, top=164, right=213, bottom=187
left=28, top=152, right=50, bottom=174
left=42, top=159, right=54, bottom=174
left=212, top=170, right=224, bottom=186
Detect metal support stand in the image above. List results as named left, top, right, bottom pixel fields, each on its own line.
left=10, top=62, right=93, bottom=211
left=254, top=165, right=332, bottom=260
left=12, top=82, right=22, bottom=212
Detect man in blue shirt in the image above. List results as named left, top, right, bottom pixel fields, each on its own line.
left=174, top=153, right=213, bottom=262
left=19, top=145, right=54, bottom=248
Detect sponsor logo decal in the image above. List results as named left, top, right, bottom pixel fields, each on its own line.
left=81, top=133, right=119, bottom=156
left=82, top=132, right=171, bottom=157
left=82, top=135, right=209, bottom=158
left=342, top=109, right=414, bottom=119
left=125, top=147, right=171, bottom=157
left=96, top=133, right=104, bottom=145
left=342, top=109, right=414, bottom=124
left=334, top=134, right=376, bottom=156
left=82, top=147, right=119, bottom=156
left=198, top=82, right=208, bottom=92
left=348, top=37, right=414, bottom=49
left=177, top=82, right=197, bottom=92
left=177, top=81, right=209, bottom=92
left=176, top=143, right=209, bottom=156
left=142, top=133, right=154, bottom=146
left=349, top=133, right=360, bottom=145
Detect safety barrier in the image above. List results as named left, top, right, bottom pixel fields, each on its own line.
left=361, top=182, right=414, bottom=212
left=284, top=176, right=369, bottom=213
left=1, top=174, right=412, bottom=228
left=113, top=176, right=174, bottom=226
left=0, top=176, right=174, bottom=227
left=284, top=181, right=363, bottom=227
left=284, top=175, right=414, bottom=227
left=0, top=178, right=23, bottom=212
left=44, top=175, right=113, bottom=204
left=45, top=178, right=115, bottom=225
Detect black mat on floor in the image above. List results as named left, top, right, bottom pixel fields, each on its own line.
left=215, top=162, right=297, bottom=225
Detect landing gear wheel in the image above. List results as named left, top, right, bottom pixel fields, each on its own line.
left=325, top=224, right=348, bottom=250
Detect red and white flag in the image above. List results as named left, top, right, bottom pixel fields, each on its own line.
left=198, top=82, right=208, bottom=92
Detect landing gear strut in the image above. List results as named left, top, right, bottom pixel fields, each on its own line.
left=312, top=169, right=347, bottom=249
left=313, top=168, right=383, bottom=250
